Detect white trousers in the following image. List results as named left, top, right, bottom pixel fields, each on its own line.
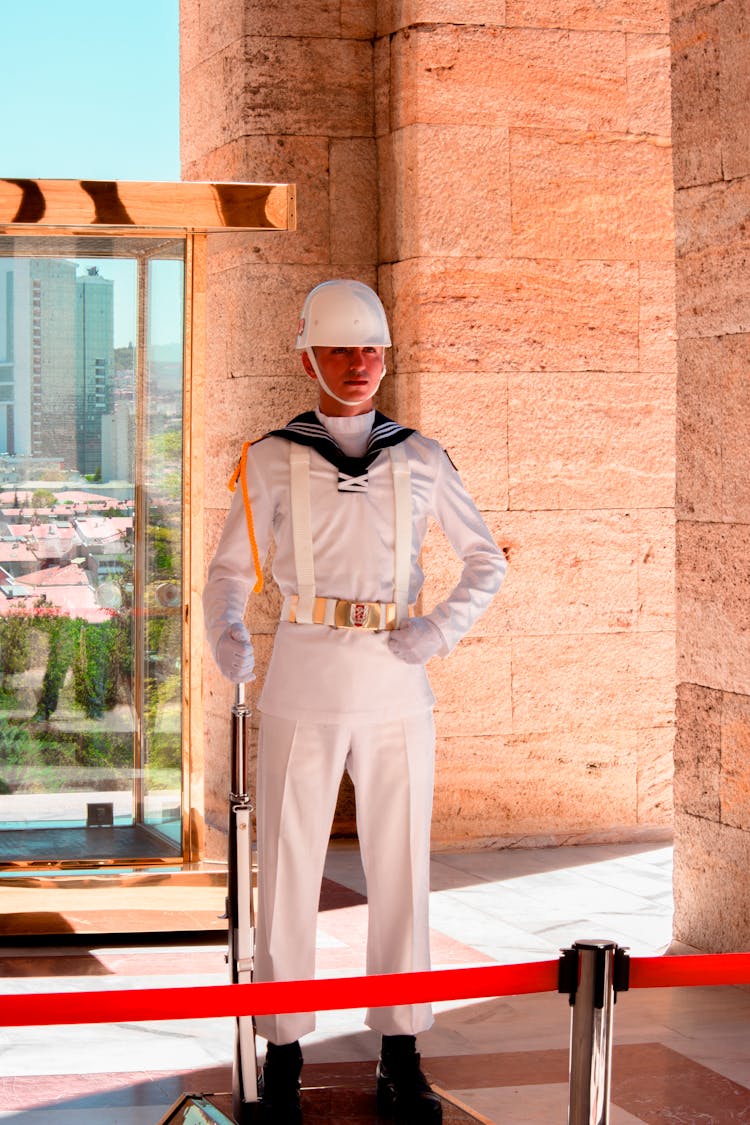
left=253, top=710, right=436, bottom=1045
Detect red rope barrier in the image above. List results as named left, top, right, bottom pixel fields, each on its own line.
left=630, top=952, right=750, bottom=989
left=2, top=952, right=749, bottom=1029
left=0, top=961, right=559, bottom=1029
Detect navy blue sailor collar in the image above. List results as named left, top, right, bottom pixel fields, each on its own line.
left=264, top=410, right=414, bottom=492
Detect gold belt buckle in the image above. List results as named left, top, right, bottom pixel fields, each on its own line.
left=333, top=599, right=380, bottom=630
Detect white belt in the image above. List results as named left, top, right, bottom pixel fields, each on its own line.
left=288, top=443, right=412, bottom=627
left=281, top=594, right=403, bottom=631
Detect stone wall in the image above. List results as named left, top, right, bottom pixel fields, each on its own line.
left=180, top=0, right=676, bottom=855
left=672, top=0, right=750, bottom=950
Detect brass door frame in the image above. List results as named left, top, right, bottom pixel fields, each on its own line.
left=0, top=180, right=296, bottom=875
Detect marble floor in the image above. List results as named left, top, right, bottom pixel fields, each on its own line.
left=2, top=841, right=750, bottom=1123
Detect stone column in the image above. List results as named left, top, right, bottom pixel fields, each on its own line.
left=377, top=4, right=676, bottom=843
left=672, top=0, right=750, bottom=949
left=180, top=0, right=677, bottom=854
left=181, top=0, right=379, bottom=852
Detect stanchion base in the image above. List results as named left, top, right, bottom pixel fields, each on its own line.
left=157, top=1086, right=490, bottom=1124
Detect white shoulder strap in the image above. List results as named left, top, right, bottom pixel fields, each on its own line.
left=289, top=444, right=316, bottom=624
left=389, top=444, right=412, bottom=626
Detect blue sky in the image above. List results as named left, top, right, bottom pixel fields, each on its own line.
left=0, top=0, right=180, bottom=181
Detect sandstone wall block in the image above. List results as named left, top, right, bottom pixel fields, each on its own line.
left=676, top=331, right=750, bottom=524
left=512, top=631, right=675, bottom=733
left=389, top=25, right=630, bottom=133
left=429, top=637, right=512, bottom=738
left=378, top=1, right=508, bottom=35
left=239, top=35, right=374, bottom=138
left=341, top=1, right=376, bottom=39
left=674, top=682, right=721, bottom=820
left=507, top=368, right=675, bottom=510
left=181, top=38, right=247, bottom=163
left=670, top=4, right=723, bottom=189
left=378, top=124, right=511, bottom=262
left=670, top=0, right=722, bottom=19
left=638, top=262, right=678, bottom=375
left=383, top=257, right=640, bottom=375
left=715, top=334, right=750, bottom=526
left=675, top=176, right=750, bottom=259
left=636, top=508, right=676, bottom=634
left=422, top=506, right=673, bottom=648
left=675, top=336, right=723, bottom=523
left=718, top=0, right=750, bottom=180
left=505, top=0, right=669, bottom=33
left=626, top=33, right=673, bottom=135
left=673, top=811, right=750, bottom=950
left=481, top=510, right=642, bottom=638
left=675, top=244, right=750, bottom=339
left=206, top=263, right=361, bottom=379
left=675, top=180, right=750, bottom=339
left=179, top=0, right=244, bottom=76
left=719, top=690, right=750, bottom=831
left=407, top=370, right=508, bottom=511
left=637, top=724, right=675, bottom=824
left=676, top=521, right=750, bottom=696
left=432, top=729, right=639, bottom=841
left=231, top=0, right=341, bottom=39
left=330, top=138, right=378, bottom=267
left=509, top=129, right=674, bottom=261
left=183, top=30, right=376, bottom=154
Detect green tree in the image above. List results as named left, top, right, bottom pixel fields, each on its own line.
left=30, top=487, right=57, bottom=509
left=35, top=618, right=81, bottom=720
left=0, top=614, right=32, bottom=687
left=71, top=617, right=130, bottom=719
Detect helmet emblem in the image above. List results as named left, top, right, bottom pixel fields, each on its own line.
left=297, top=317, right=305, bottom=338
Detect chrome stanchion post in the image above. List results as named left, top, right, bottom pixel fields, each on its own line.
left=229, top=681, right=260, bottom=1121
left=558, top=939, right=630, bottom=1125
left=156, top=683, right=259, bottom=1124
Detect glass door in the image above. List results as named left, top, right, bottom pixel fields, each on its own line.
left=0, top=235, right=185, bottom=866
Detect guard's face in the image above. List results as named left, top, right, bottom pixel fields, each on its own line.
left=304, top=346, right=385, bottom=410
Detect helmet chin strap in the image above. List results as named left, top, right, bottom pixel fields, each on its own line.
left=306, top=347, right=386, bottom=407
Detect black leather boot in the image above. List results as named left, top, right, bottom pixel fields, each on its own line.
left=376, top=1035, right=443, bottom=1124
left=258, top=1040, right=303, bottom=1124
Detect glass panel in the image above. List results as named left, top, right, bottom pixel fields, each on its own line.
left=141, top=258, right=184, bottom=845
left=0, top=238, right=185, bottom=866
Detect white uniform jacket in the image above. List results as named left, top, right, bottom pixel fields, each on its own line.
left=203, top=412, right=506, bottom=725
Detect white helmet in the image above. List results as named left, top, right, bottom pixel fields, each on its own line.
left=296, top=279, right=391, bottom=406
left=296, top=279, right=391, bottom=349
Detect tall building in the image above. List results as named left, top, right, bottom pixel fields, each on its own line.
left=101, top=400, right=135, bottom=483
left=76, top=267, right=114, bottom=477
left=0, top=258, right=78, bottom=464
left=0, top=259, right=114, bottom=476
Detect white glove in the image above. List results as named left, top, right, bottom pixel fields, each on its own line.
left=387, top=616, right=446, bottom=665
left=215, top=623, right=255, bottom=683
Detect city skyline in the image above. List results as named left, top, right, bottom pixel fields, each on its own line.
left=0, top=253, right=184, bottom=482
left=0, top=259, right=114, bottom=475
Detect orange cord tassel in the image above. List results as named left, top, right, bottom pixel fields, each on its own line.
left=228, top=441, right=264, bottom=594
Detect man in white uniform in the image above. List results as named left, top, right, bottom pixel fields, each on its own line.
left=203, top=280, right=506, bottom=1124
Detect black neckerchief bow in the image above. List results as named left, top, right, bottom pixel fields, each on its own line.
left=264, top=411, right=414, bottom=492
